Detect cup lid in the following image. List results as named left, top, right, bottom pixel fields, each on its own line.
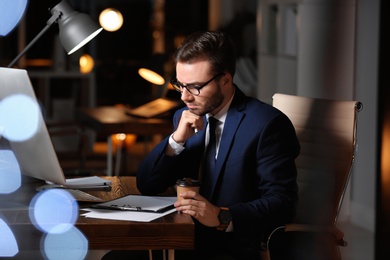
left=176, top=178, right=201, bottom=187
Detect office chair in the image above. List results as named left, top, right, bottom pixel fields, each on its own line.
left=261, top=93, right=363, bottom=260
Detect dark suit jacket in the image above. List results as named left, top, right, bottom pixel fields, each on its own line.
left=136, top=87, right=300, bottom=259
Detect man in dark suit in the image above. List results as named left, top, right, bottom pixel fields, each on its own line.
left=136, top=31, right=300, bottom=259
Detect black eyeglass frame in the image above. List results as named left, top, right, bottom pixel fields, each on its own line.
left=170, top=73, right=225, bottom=96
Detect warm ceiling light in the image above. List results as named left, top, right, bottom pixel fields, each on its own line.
left=79, top=54, right=94, bottom=74
left=99, top=8, right=123, bottom=32
left=138, top=68, right=165, bottom=85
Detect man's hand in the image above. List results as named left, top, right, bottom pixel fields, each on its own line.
left=174, top=190, right=220, bottom=227
left=172, top=110, right=205, bottom=143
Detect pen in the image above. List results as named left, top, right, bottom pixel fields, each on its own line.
left=194, top=127, right=198, bottom=136
left=92, top=203, right=174, bottom=213
left=110, top=205, right=142, bottom=211
left=93, top=204, right=143, bottom=211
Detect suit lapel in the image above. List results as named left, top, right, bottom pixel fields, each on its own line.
left=209, top=88, right=246, bottom=198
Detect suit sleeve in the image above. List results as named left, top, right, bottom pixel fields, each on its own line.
left=136, top=109, right=203, bottom=195
left=229, top=112, right=300, bottom=237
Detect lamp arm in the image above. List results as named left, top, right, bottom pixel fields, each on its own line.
left=7, top=10, right=62, bottom=68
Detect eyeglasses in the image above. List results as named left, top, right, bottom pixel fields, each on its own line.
left=170, top=73, right=225, bottom=96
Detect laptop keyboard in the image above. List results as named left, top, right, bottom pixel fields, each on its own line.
left=65, top=189, right=104, bottom=202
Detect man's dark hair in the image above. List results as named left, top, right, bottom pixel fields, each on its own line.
left=173, top=31, right=236, bottom=77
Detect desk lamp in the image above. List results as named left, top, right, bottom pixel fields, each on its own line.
left=7, top=0, right=103, bottom=68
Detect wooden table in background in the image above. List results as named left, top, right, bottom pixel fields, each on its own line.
left=77, top=106, right=173, bottom=136
left=77, top=107, right=173, bottom=175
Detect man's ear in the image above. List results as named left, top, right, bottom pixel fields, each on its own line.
left=223, top=73, right=232, bottom=86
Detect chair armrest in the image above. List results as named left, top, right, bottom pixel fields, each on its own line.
left=260, top=225, right=285, bottom=260
left=261, top=224, right=347, bottom=260
left=285, top=224, right=347, bottom=246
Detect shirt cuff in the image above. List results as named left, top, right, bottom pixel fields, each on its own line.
left=226, top=221, right=234, bottom=232
left=167, top=134, right=185, bottom=156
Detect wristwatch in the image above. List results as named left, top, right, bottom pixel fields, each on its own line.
left=217, top=207, right=232, bottom=231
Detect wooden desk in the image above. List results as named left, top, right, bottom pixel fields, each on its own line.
left=2, top=176, right=194, bottom=259
left=77, top=107, right=173, bottom=175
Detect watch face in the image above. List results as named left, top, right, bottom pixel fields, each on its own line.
left=219, top=209, right=232, bottom=224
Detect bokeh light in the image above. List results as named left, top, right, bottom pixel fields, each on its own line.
left=99, top=8, right=123, bottom=32
left=0, top=218, right=19, bottom=257
left=0, top=150, right=21, bottom=194
left=29, top=189, right=79, bottom=234
left=0, top=0, right=28, bottom=36
left=42, top=224, right=88, bottom=260
left=0, top=94, right=40, bottom=142
left=79, top=54, right=95, bottom=74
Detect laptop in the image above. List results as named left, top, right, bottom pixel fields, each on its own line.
left=0, top=67, right=110, bottom=195
left=125, top=84, right=182, bottom=118
left=0, top=67, right=67, bottom=185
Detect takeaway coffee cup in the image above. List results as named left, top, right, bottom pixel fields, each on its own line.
left=176, top=178, right=201, bottom=201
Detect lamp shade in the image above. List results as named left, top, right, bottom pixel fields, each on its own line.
left=138, top=68, right=165, bottom=85
left=138, top=54, right=166, bottom=85
left=7, top=0, right=102, bottom=68
left=51, top=0, right=103, bottom=55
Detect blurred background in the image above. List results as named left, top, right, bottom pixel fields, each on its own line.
left=0, top=0, right=256, bottom=109
left=0, top=0, right=388, bottom=259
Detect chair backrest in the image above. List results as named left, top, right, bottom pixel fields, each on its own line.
left=272, top=93, right=362, bottom=226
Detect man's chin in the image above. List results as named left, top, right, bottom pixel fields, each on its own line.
left=188, top=108, right=205, bottom=116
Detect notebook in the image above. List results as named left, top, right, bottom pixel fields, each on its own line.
left=125, top=84, right=182, bottom=118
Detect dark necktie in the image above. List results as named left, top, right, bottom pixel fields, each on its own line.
left=200, top=117, right=218, bottom=200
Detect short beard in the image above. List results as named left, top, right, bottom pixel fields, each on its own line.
left=192, top=84, right=224, bottom=116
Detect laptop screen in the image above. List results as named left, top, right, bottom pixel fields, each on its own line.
left=0, top=67, right=66, bottom=185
